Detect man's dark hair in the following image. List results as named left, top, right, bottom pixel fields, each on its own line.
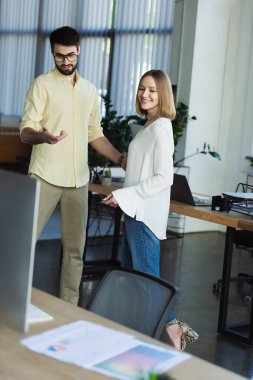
left=50, top=26, right=80, bottom=50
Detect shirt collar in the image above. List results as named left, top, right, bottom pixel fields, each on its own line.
left=52, top=67, right=79, bottom=83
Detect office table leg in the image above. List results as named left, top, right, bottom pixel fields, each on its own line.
left=218, top=226, right=235, bottom=332
left=218, top=226, right=253, bottom=345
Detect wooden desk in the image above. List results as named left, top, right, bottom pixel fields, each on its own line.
left=88, top=183, right=253, bottom=345
left=0, top=288, right=246, bottom=380
left=170, top=200, right=253, bottom=231
left=88, top=183, right=253, bottom=232
left=0, top=126, right=31, bottom=164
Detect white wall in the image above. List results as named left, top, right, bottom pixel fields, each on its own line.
left=175, top=0, right=253, bottom=232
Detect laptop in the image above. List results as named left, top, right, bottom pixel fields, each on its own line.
left=171, top=173, right=212, bottom=207
left=0, top=170, right=52, bottom=333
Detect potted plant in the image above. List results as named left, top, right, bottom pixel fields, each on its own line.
left=171, top=102, right=220, bottom=166
left=246, top=156, right=253, bottom=167
left=139, top=372, right=173, bottom=380
left=101, top=167, right=112, bottom=186
left=174, top=142, right=221, bottom=167
left=88, top=94, right=142, bottom=168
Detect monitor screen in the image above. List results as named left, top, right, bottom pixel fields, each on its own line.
left=0, top=170, right=40, bottom=332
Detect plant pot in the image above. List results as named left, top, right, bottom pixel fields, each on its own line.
left=101, top=177, right=112, bottom=186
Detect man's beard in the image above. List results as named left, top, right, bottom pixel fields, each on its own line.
left=55, top=62, right=77, bottom=76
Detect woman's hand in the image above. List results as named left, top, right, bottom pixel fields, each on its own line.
left=101, top=193, right=118, bottom=207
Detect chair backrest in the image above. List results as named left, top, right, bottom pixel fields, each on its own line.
left=234, top=230, right=253, bottom=246
left=86, top=268, right=178, bottom=339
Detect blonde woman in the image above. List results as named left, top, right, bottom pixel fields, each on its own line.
left=102, top=70, right=198, bottom=350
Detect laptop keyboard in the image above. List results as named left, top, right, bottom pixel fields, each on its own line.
left=193, top=195, right=211, bottom=206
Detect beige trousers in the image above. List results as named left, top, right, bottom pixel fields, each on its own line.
left=33, top=175, right=88, bottom=305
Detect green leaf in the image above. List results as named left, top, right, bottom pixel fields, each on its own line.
left=89, top=94, right=138, bottom=168
left=209, top=151, right=221, bottom=160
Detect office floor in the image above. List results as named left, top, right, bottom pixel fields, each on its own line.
left=33, top=211, right=253, bottom=379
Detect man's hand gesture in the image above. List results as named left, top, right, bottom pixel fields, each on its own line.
left=20, top=127, right=68, bottom=145
left=41, top=128, right=68, bottom=144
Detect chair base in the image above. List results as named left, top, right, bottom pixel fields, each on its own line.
left=213, top=272, right=253, bottom=304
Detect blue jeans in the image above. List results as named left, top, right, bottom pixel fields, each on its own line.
left=120, top=214, right=175, bottom=322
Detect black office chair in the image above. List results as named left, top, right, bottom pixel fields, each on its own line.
left=88, top=193, right=116, bottom=239
left=213, top=230, right=253, bottom=303
left=86, top=268, right=178, bottom=339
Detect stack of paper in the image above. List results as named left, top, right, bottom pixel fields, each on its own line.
left=222, top=192, right=253, bottom=201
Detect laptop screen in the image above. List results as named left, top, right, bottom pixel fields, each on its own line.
left=171, top=173, right=211, bottom=207
left=0, top=170, right=40, bottom=332
left=171, top=173, right=195, bottom=205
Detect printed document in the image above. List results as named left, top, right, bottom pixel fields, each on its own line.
left=21, top=320, right=190, bottom=380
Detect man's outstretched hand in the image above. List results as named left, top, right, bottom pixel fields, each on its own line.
left=20, top=127, right=68, bottom=145
left=41, top=128, right=68, bottom=144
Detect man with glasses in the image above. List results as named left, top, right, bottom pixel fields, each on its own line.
left=20, top=26, right=126, bottom=305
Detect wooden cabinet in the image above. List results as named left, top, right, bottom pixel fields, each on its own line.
left=0, top=126, right=31, bottom=172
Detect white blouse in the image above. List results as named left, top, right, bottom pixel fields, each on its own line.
left=112, top=117, right=174, bottom=239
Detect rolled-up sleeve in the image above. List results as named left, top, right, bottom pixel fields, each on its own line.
left=19, top=69, right=104, bottom=187
left=19, top=79, right=46, bottom=133
left=88, top=89, right=104, bottom=143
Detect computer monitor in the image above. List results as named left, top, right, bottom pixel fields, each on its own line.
left=0, top=169, right=40, bottom=332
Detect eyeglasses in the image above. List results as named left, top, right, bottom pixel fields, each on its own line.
left=54, top=53, right=78, bottom=63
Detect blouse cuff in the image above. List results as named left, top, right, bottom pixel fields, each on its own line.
left=112, top=187, right=141, bottom=218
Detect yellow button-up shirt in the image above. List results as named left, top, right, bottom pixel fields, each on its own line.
left=20, top=68, right=103, bottom=187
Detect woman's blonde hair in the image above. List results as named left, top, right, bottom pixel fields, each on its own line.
left=135, top=69, right=176, bottom=120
